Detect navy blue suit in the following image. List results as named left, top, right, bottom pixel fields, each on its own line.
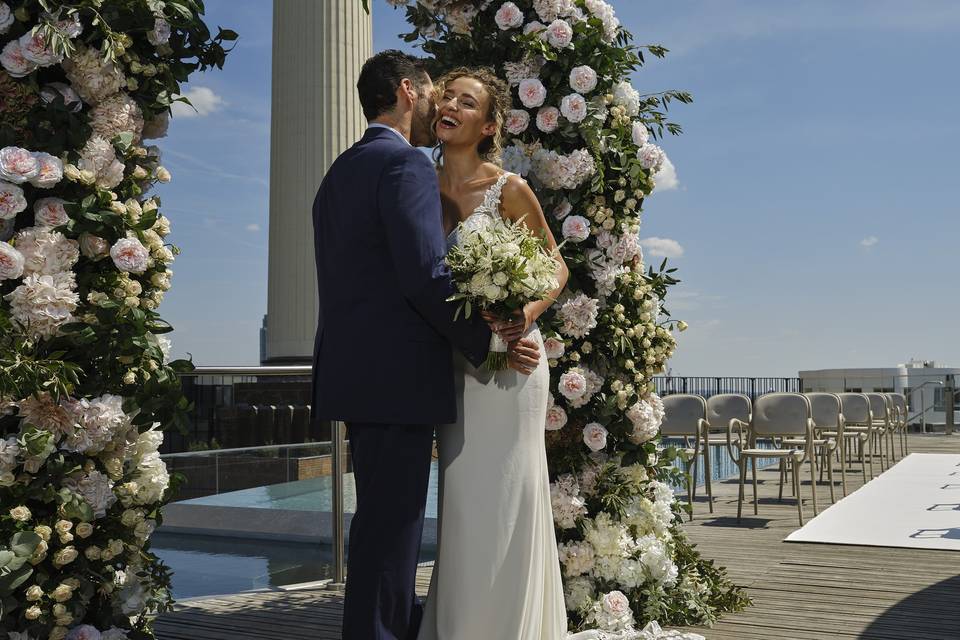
left=311, top=126, right=490, bottom=640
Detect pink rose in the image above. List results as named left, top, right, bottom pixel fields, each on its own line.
left=0, top=147, right=40, bottom=184
left=0, top=242, right=24, bottom=280
left=560, top=93, right=587, bottom=123
left=569, top=65, right=598, bottom=94
left=582, top=422, right=608, bottom=451
left=552, top=200, right=572, bottom=220
left=545, top=405, right=568, bottom=431
left=34, top=198, right=70, bottom=228
left=494, top=2, right=524, bottom=30
left=79, top=233, right=111, bottom=260
left=561, top=215, right=590, bottom=243
left=545, top=19, right=573, bottom=48
left=30, top=152, right=64, bottom=188
left=110, top=237, right=150, bottom=273
left=518, top=78, right=547, bottom=108
left=536, top=106, right=560, bottom=133
left=19, top=30, right=62, bottom=67
left=0, top=181, right=27, bottom=219
left=602, top=590, right=631, bottom=615
left=543, top=337, right=565, bottom=359
left=0, top=40, right=38, bottom=78
left=504, top=109, right=530, bottom=135
left=558, top=370, right=587, bottom=400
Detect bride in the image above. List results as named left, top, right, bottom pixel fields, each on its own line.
left=416, top=66, right=570, bottom=639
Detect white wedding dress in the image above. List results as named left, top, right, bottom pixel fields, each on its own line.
left=417, top=173, right=701, bottom=640
left=417, top=171, right=568, bottom=640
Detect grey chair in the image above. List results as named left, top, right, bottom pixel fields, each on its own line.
left=660, top=394, right=707, bottom=520
left=886, top=393, right=909, bottom=459
left=865, top=393, right=892, bottom=472
left=729, top=393, right=816, bottom=525
left=802, top=393, right=844, bottom=499
left=838, top=393, right=876, bottom=479
left=702, top=393, right=753, bottom=514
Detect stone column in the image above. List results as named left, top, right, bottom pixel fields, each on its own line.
left=264, top=0, right=372, bottom=363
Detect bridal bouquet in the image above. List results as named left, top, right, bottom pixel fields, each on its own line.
left=446, top=214, right=560, bottom=370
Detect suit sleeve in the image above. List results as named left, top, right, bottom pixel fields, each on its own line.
left=378, top=147, right=491, bottom=367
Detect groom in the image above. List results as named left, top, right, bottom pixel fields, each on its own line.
left=311, top=51, right=541, bottom=640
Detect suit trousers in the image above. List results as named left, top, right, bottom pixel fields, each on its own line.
left=341, top=421, right=435, bottom=640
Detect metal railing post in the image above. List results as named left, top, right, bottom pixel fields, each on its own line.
left=329, top=420, right=346, bottom=590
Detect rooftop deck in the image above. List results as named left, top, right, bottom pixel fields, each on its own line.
left=154, top=433, right=960, bottom=640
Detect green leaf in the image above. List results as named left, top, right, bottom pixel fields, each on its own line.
left=10, top=532, right=41, bottom=558
left=0, top=551, right=13, bottom=568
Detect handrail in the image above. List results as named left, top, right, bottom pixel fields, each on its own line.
left=159, top=440, right=330, bottom=459
left=182, top=365, right=312, bottom=376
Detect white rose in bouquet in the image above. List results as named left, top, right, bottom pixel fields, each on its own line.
left=558, top=369, right=587, bottom=400
left=543, top=336, right=565, bottom=359
left=612, top=80, right=640, bottom=117
left=569, top=65, right=598, bottom=94
left=545, top=404, right=567, bottom=431
left=0, top=180, right=27, bottom=219
left=110, top=237, right=150, bottom=274
left=494, top=1, right=524, bottom=30
left=632, top=120, right=650, bottom=146
left=30, top=152, right=64, bottom=188
left=518, top=78, right=547, bottom=108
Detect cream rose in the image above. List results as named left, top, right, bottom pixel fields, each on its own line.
left=9, top=505, right=31, bottom=521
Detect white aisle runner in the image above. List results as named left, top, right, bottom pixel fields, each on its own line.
left=785, top=453, right=960, bottom=551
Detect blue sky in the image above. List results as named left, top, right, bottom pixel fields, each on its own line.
left=158, top=1, right=960, bottom=376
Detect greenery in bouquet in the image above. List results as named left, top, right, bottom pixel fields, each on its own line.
left=0, top=1, right=232, bottom=638
left=383, top=0, right=749, bottom=632
left=445, top=212, right=561, bottom=369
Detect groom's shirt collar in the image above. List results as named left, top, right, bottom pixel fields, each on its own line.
left=367, top=122, right=411, bottom=146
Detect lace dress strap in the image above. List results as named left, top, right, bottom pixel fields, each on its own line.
left=475, top=171, right=513, bottom=219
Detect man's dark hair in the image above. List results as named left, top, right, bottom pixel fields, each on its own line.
left=357, top=50, right=431, bottom=121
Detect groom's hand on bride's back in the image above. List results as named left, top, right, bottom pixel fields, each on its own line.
left=507, top=337, right=541, bottom=375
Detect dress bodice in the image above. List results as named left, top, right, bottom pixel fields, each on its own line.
left=445, top=171, right=513, bottom=250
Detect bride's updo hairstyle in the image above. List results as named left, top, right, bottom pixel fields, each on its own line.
left=433, top=66, right=511, bottom=164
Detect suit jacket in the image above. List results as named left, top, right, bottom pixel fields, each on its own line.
left=311, top=127, right=491, bottom=425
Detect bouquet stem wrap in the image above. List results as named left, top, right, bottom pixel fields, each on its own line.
left=486, top=329, right=509, bottom=370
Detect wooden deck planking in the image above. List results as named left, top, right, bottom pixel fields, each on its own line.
left=155, top=433, right=960, bottom=640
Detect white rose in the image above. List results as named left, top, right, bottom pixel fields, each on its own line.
left=523, top=20, right=547, bottom=36
left=0, top=242, right=24, bottom=280
left=9, top=505, right=31, bottom=521
left=0, top=146, right=40, bottom=184
left=543, top=337, right=565, bottom=359
left=30, top=152, right=63, bottom=188
left=52, top=546, right=78, bottom=567
left=518, top=78, right=547, bottom=108
left=110, top=237, right=150, bottom=273
left=545, top=405, right=568, bottom=431
left=569, top=65, right=598, bottom=94
left=552, top=199, right=572, bottom=220
left=582, top=422, right=608, bottom=451
left=504, top=109, right=530, bottom=135
left=558, top=370, right=587, bottom=400
left=535, top=106, right=560, bottom=133
left=0, top=40, right=38, bottom=78
left=147, top=17, right=172, bottom=46
left=0, top=180, right=26, bottom=219
left=561, top=215, right=590, bottom=242
left=34, top=197, right=70, bottom=227
left=494, top=1, right=524, bottom=30
left=0, top=3, right=13, bottom=35
left=25, top=584, right=44, bottom=601
left=51, top=583, right=73, bottom=602
left=560, top=93, right=587, bottom=123
left=24, top=605, right=42, bottom=620
left=632, top=121, right=650, bottom=146
left=545, top=19, right=573, bottom=48
left=79, top=233, right=111, bottom=260
left=482, top=283, right=503, bottom=301
left=601, top=589, right=631, bottom=616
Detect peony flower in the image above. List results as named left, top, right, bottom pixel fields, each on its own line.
left=64, top=470, right=116, bottom=519
left=632, top=120, right=650, bottom=147
left=582, top=422, right=608, bottom=451
left=612, top=80, right=640, bottom=117
left=518, top=78, right=547, bottom=108
left=504, top=109, right=530, bottom=135
left=494, top=1, right=524, bottom=30
left=535, top=106, right=560, bottom=133
left=147, top=17, right=172, bottom=46
left=545, top=19, right=573, bottom=48
left=558, top=369, right=587, bottom=400
left=584, top=0, right=620, bottom=41
left=569, top=65, right=598, bottom=94
left=557, top=293, right=599, bottom=338
left=0, top=180, right=26, bottom=219
left=560, top=92, right=587, bottom=123
left=637, top=142, right=665, bottom=171
left=0, top=3, right=12, bottom=35
left=78, top=136, right=125, bottom=189
left=34, top=197, right=70, bottom=228
left=533, top=0, right=577, bottom=22
left=545, top=404, right=567, bottom=431
left=0, top=146, right=40, bottom=184
left=561, top=215, right=590, bottom=242
left=543, top=336, right=565, bottom=359
left=14, top=228, right=79, bottom=275
left=62, top=45, right=126, bottom=105
left=110, top=237, right=150, bottom=273
left=0, top=39, right=38, bottom=77
left=5, top=272, right=79, bottom=339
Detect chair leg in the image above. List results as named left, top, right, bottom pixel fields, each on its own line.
left=827, top=451, right=836, bottom=504
left=690, top=454, right=699, bottom=503
left=685, top=461, right=694, bottom=522
left=868, top=434, right=875, bottom=479
left=704, top=443, right=714, bottom=514
left=751, top=456, right=758, bottom=515
left=809, top=452, right=819, bottom=516
left=792, top=459, right=804, bottom=526
left=860, top=438, right=868, bottom=484
left=840, top=437, right=848, bottom=497
left=736, top=461, right=747, bottom=522
left=778, top=459, right=785, bottom=501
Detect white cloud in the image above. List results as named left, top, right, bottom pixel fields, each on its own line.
left=171, top=86, right=225, bottom=118
left=652, top=156, right=679, bottom=191
left=860, top=235, right=879, bottom=247
left=640, top=236, right=685, bottom=259
left=246, top=223, right=261, bottom=232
